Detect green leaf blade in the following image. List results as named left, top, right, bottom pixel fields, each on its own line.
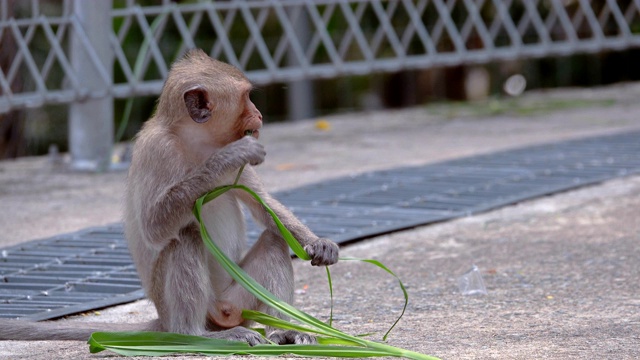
left=89, top=178, right=441, bottom=360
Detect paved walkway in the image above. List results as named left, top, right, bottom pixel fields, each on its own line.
left=0, top=83, right=639, bottom=359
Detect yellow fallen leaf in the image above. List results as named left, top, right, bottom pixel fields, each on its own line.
left=276, top=163, right=296, bottom=171
left=315, top=119, right=331, bottom=131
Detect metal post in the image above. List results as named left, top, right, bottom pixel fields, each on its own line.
left=69, top=0, right=113, bottom=171
left=286, top=5, right=314, bottom=121
left=287, top=76, right=314, bottom=121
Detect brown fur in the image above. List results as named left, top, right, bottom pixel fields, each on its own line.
left=0, top=49, right=338, bottom=345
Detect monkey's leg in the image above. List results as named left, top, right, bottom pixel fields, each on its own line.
left=210, top=229, right=292, bottom=327
left=210, top=230, right=315, bottom=344
left=157, top=229, right=212, bottom=335
left=158, top=225, right=265, bottom=345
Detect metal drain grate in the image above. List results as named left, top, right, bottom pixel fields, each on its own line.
left=253, top=130, right=640, bottom=243
left=2, top=130, right=640, bottom=320
left=0, top=225, right=143, bottom=320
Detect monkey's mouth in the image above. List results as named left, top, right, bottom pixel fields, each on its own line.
left=244, top=129, right=260, bottom=138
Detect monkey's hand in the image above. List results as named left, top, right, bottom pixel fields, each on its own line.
left=304, top=238, right=339, bottom=266
left=222, top=136, right=266, bottom=167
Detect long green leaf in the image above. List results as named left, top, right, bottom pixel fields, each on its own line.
left=193, top=185, right=438, bottom=360
left=194, top=195, right=350, bottom=342
left=326, top=266, right=334, bottom=327
left=339, top=257, right=409, bottom=341
left=232, top=185, right=310, bottom=260
left=90, top=181, right=439, bottom=360
left=89, top=331, right=393, bottom=357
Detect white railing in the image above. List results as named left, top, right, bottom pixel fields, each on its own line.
left=2, top=0, right=640, bottom=169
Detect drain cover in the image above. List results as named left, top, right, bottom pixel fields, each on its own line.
left=1, top=130, right=639, bottom=320
left=0, top=225, right=143, bottom=320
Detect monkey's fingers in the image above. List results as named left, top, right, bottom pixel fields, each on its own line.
left=304, top=239, right=339, bottom=266
left=234, top=136, right=266, bottom=166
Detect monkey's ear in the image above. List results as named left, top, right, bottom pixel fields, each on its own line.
left=183, top=87, right=212, bottom=123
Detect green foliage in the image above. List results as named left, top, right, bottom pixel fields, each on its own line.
left=426, top=97, right=616, bottom=119
left=88, top=167, right=439, bottom=359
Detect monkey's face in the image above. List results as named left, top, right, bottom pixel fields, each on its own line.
left=236, top=93, right=263, bottom=140
left=179, top=84, right=263, bottom=157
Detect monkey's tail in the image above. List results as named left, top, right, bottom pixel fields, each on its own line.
left=0, top=318, right=157, bottom=341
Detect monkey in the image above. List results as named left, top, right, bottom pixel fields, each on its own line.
left=0, top=49, right=339, bottom=345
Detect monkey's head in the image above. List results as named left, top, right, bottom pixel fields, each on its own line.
left=157, top=49, right=262, bottom=149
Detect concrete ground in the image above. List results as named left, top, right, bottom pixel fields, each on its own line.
left=0, top=83, right=639, bottom=359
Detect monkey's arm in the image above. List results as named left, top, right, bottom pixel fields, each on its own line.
left=235, top=167, right=339, bottom=266
left=137, top=136, right=265, bottom=249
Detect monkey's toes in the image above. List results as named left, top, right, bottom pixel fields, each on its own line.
left=211, top=327, right=266, bottom=346
left=268, top=330, right=316, bottom=345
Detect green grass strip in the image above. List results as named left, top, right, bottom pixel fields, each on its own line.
left=87, top=315, right=364, bottom=354
left=339, top=257, right=408, bottom=341
left=195, top=185, right=436, bottom=359
left=325, top=266, right=334, bottom=327
left=89, top=331, right=395, bottom=357
left=201, top=184, right=310, bottom=261
left=207, top=184, right=406, bottom=340
left=89, top=182, right=439, bottom=359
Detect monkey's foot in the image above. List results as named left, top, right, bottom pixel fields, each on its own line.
left=205, top=326, right=266, bottom=346
left=268, top=330, right=316, bottom=345
left=209, top=301, right=244, bottom=328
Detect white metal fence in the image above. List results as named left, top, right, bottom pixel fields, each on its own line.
left=2, top=0, right=640, bottom=169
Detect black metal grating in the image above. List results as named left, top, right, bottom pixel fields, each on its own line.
left=2, top=130, right=639, bottom=320
left=252, top=130, right=640, bottom=243
left=0, top=225, right=143, bottom=320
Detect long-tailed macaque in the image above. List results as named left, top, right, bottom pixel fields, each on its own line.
left=0, top=49, right=339, bottom=345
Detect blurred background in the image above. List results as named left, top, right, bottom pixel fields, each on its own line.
left=2, top=0, right=640, bottom=161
